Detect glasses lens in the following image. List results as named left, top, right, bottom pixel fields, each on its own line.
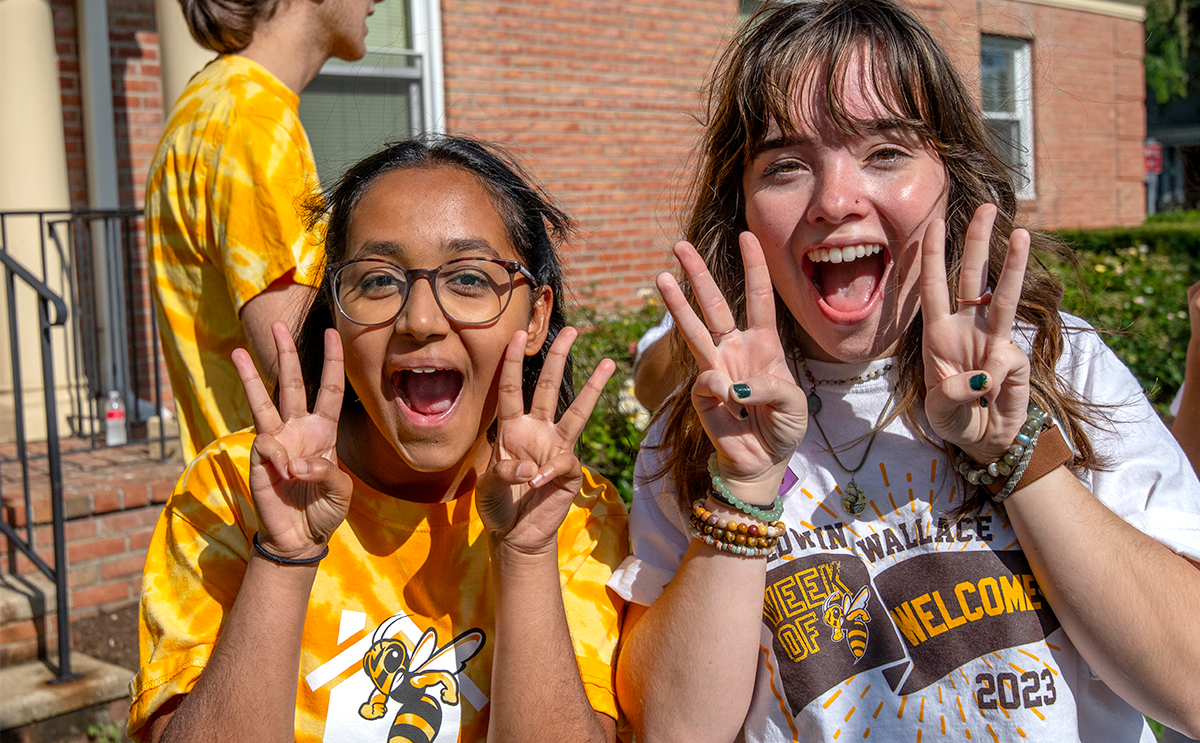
left=334, top=261, right=406, bottom=325
left=436, top=259, right=513, bottom=324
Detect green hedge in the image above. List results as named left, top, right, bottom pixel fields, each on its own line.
left=1048, top=224, right=1200, bottom=417
left=568, top=297, right=664, bottom=504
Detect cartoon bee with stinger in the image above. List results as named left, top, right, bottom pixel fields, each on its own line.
left=359, top=615, right=485, bottom=743
left=822, top=586, right=872, bottom=663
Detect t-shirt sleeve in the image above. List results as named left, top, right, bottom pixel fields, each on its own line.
left=555, top=469, right=631, bottom=723
left=606, top=419, right=692, bottom=608
left=208, top=110, right=322, bottom=314
left=1055, top=319, right=1200, bottom=561
left=127, top=437, right=260, bottom=742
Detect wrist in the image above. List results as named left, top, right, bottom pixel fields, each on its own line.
left=709, top=452, right=787, bottom=507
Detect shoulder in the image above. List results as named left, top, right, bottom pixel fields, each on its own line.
left=168, top=429, right=257, bottom=530
left=574, top=467, right=630, bottom=526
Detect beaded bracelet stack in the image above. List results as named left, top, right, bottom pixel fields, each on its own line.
left=690, top=500, right=785, bottom=558
left=955, top=403, right=1051, bottom=502
left=706, top=452, right=785, bottom=522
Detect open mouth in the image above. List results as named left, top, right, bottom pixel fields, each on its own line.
left=393, top=368, right=463, bottom=417
left=806, top=244, right=887, bottom=316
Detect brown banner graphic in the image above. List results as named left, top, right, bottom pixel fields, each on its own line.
left=762, top=549, right=1060, bottom=714
left=763, top=555, right=908, bottom=713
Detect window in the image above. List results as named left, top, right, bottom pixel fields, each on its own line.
left=739, top=0, right=764, bottom=23
left=981, top=35, right=1035, bottom=199
left=298, top=0, right=443, bottom=185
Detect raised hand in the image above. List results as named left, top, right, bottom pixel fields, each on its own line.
left=920, top=203, right=1032, bottom=464
left=475, top=327, right=616, bottom=554
left=656, top=232, right=808, bottom=502
left=232, top=322, right=352, bottom=560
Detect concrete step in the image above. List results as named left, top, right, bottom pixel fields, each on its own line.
left=0, top=653, right=133, bottom=732
left=0, top=573, right=60, bottom=667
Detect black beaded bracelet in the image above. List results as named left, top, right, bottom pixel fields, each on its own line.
left=252, top=532, right=328, bottom=566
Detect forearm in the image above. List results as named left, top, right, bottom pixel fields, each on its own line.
left=1173, top=339, right=1200, bottom=474
left=616, top=540, right=767, bottom=743
left=1004, top=467, right=1200, bottom=737
left=154, top=554, right=317, bottom=743
left=487, top=544, right=614, bottom=743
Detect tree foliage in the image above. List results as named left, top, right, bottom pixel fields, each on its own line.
left=1145, top=0, right=1195, bottom=103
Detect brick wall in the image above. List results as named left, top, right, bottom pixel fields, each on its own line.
left=440, top=0, right=737, bottom=308
left=922, top=0, right=1147, bottom=230
left=0, top=443, right=179, bottom=666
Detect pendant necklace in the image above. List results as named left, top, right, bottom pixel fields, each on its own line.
left=795, top=355, right=896, bottom=517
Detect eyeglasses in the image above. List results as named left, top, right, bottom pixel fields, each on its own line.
left=327, top=257, right=538, bottom=327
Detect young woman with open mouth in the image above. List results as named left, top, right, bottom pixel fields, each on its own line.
left=610, top=2, right=1200, bottom=741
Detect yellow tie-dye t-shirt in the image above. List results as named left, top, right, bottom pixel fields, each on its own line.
left=128, top=431, right=629, bottom=743
left=146, top=55, right=322, bottom=462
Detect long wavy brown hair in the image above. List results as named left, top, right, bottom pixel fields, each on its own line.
left=656, top=0, right=1105, bottom=516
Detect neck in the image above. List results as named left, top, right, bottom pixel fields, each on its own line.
left=238, top=4, right=330, bottom=93
left=336, top=407, right=490, bottom=503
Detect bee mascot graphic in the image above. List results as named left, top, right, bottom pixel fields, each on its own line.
left=359, top=615, right=485, bottom=743
left=822, top=585, right=872, bottom=663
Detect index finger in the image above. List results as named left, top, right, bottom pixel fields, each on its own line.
left=919, top=218, right=952, bottom=323
left=496, top=330, right=528, bottom=425
left=311, top=328, right=346, bottom=423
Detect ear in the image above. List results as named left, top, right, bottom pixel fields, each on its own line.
left=523, top=286, right=552, bottom=356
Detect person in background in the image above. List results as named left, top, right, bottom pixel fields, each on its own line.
left=632, top=314, right=681, bottom=410
left=130, top=136, right=627, bottom=743
left=1171, top=279, right=1200, bottom=474
left=146, top=0, right=380, bottom=461
left=609, top=1, right=1200, bottom=741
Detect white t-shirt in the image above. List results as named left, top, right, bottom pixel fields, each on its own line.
left=609, top=316, right=1200, bottom=742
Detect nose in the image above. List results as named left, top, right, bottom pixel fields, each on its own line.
left=392, top=275, right=449, bottom=340
left=807, top=157, right=866, bottom=224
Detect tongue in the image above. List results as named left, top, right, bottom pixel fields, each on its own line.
left=819, top=255, right=882, bottom=313
left=402, top=370, right=461, bottom=415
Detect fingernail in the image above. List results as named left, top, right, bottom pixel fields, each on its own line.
left=516, top=462, right=537, bottom=480
left=530, top=473, right=547, bottom=487
left=970, top=373, right=988, bottom=392
left=979, top=396, right=989, bottom=408
left=740, top=408, right=749, bottom=419
left=290, top=459, right=309, bottom=475
left=733, top=383, right=751, bottom=399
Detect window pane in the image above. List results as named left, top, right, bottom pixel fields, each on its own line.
left=299, top=76, right=416, bottom=185
left=985, top=119, right=1031, bottom=192
left=366, top=1, right=411, bottom=53
left=981, top=44, right=1016, bottom=114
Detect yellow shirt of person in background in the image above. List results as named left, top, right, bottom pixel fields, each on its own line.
left=146, top=55, right=322, bottom=461
left=128, top=431, right=629, bottom=743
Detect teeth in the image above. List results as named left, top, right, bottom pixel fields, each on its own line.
left=807, top=244, right=882, bottom=264
left=409, top=368, right=441, bottom=373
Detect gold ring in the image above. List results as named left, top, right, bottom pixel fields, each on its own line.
left=956, top=288, right=993, bottom=306
left=710, top=327, right=737, bottom=338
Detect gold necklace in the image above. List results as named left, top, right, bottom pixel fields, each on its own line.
left=795, top=355, right=897, bottom=516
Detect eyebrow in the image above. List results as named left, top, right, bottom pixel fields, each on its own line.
left=354, top=237, right=504, bottom=260
left=751, top=118, right=920, bottom=159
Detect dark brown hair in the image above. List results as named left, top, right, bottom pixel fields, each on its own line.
left=181, top=0, right=283, bottom=54
left=657, top=0, right=1104, bottom=516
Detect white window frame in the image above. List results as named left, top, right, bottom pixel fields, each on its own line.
left=981, top=35, right=1035, bottom=200
left=305, top=0, right=443, bottom=154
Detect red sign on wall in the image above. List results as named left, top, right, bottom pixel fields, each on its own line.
left=1144, top=142, right=1163, bottom=174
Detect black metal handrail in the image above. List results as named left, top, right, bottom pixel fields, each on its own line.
left=1, top=208, right=164, bottom=683
left=0, top=215, right=77, bottom=683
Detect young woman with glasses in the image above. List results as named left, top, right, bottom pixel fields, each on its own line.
left=130, top=135, right=627, bottom=743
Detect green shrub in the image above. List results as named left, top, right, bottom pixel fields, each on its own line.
left=1046, top=232, right=1199, bottom=417
left=1053, top=224, right=1200, bottom=257
left=568, top=296, right=665, bottom=504
left=1145, top=209, right=1200, bottom=225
